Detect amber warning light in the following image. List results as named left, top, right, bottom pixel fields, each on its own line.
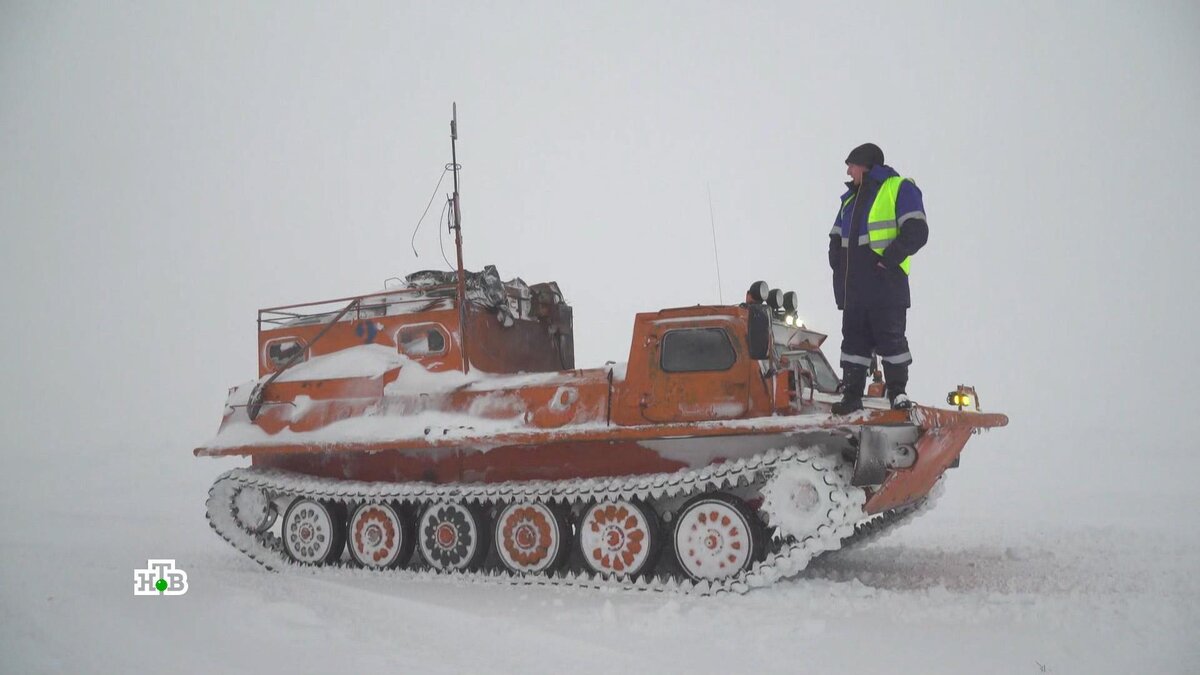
left=947, top=385, right=980, bottom=411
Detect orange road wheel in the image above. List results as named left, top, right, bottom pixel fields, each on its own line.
left=494, top=502, right=570, bottom=575
left=347, top=501, right=414, bottom=569
left=578, top=500, right=659, bottom=578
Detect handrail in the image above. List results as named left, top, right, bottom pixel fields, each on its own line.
left=259, top=283, right=461, bottom=314
left=256, top=282, right=530, bottom=332
left=247, top=298, right=362, bottom=421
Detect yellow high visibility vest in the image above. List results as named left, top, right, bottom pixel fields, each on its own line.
left=866, top=176, right=913, bottom=275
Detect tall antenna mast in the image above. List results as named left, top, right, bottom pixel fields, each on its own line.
left=707, top=183, right=725, bottom=304
left=450, top=103, right=469, bottom=374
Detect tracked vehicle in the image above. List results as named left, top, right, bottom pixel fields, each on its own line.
left=195, top=110, right=1007, bottom=594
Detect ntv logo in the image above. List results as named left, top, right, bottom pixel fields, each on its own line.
left=134, top=559, right=189, bottom=596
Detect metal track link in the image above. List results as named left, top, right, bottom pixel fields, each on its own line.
left=827, top=477, right=946, bottom=554
left=205, top=447, right=868, bottom=595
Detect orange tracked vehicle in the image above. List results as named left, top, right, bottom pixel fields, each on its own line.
left=195, top=110, right=1007, bottom=593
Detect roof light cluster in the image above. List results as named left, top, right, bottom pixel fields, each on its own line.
left=747, top=281, right=801, bottom=327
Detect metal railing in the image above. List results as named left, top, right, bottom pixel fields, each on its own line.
left=257, top=282, right=535, bottom=334
left=247, top=297, right=364, bottom=420
left=257, top=284, right=461, bottom=333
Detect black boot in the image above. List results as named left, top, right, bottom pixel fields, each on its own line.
left=883, top=362, right=914, bottom=410
left=832, top=365, right=867, bottom=415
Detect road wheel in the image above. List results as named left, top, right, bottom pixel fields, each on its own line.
left=282, top=498, right=346, bottom=565
left=494, top=501, right=571, bottom=575
left=578, top=499, right=660, bottom=579
left=417, top=502, right=490, bottom=572
left=347, top=501, right=414, bottom=569
left=672, top=492, right=763, bottom=581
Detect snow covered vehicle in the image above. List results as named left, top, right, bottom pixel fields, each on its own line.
left=195, top=110, right=1007, bottom=594
left=195, top=272, right=1007, bottom=593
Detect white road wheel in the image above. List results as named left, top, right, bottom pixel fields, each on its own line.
left=495, top=502, right=568, bottom=574
left=348, top=502, right=413, bottom=569
left=233, top=486, right=277, bottom=534
left=673, top=493, right=760, bottom=581
left=282, top=498, right=345, bottom=565
left=418, top=502, right=489, bottom=572
left=579, top=500, right=657, bottom=578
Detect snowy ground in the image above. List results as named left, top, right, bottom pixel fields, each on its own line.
left=2, top=432, right=1197, bottom=675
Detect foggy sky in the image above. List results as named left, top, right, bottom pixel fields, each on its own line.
left=1, top=1, right=1197, bottom=461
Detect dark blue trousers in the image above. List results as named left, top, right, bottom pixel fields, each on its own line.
left=839, top=305, right=912, bottom=370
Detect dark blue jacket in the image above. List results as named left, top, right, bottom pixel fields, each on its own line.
left=828, top=164, right=929, bottom=309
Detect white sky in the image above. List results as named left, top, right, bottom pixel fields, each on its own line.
left=1, top=1, right=1197, bottom=458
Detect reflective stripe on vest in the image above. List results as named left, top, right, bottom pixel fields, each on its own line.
left=866, top=176, right=914, bottom=275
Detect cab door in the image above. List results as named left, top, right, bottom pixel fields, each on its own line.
left=640, top=320, right=749, bottom=423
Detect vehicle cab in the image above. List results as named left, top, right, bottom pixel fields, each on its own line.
left=771, top=320, right=840, bottom=394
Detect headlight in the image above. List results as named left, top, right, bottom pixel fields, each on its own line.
left=748, top=281, right=770, bottom=303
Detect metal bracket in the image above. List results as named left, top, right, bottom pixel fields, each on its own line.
left=851, top=425, right=920, bottom=486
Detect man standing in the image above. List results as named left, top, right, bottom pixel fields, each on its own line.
left=829, top=143, right=928, bottom=414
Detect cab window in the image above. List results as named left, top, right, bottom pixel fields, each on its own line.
left=266, top=339, right=306, bottom=370
left=661, top=328, right=736, bottom=373
left=398, top=325, right=448, bottom=357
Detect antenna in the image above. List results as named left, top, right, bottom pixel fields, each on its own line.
left=707, top=183, right=725, bottom=305
left=449, top=103, right=469, bottom=374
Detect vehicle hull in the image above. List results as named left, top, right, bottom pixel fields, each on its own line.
left=199, top=405, right=1006, bottom=515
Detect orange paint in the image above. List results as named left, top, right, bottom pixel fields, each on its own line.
left=197, top=284, right=1007, bottom=517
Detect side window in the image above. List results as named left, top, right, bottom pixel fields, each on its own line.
left=397, top=325, right=448, bottom=357
left=266, top=339, right=306, bottom=370
left=661, top=328, right=736, bottom=373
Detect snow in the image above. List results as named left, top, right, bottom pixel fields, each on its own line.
left=3, top=436, right=1197, bottom=675
left=208, top=347, right=849, bottom=452
left=380, top=357, right=484, bottom=392
left=650, top=314, right=735, bottom=325
left=4, top=3, right=1199, bottom=673
left=204, top=398, right=837, bottom=451
left=463, top=370, right=583, bottom=391
left=205, top=401, right=532, bottom=449
left=274, top=344, right=406, bottom=382
left=760, top=459, right=845, bottom=538
left=609, top=361, right=628, bottom=381
left=208, top=355, right=602, bottom=450
left=206, top=356, right=608, bottom=449
left=814, top=391, right=894, bottom=410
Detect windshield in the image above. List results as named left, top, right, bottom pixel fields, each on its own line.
left=778, top=348, right=840, bottom=393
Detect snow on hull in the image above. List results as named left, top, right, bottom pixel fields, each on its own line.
left=273, top=344, right=406, bottom=382
left=202, top=346, right=834, bottom=454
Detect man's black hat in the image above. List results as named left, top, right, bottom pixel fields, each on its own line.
left=845, top=143, right=884, bottom=168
